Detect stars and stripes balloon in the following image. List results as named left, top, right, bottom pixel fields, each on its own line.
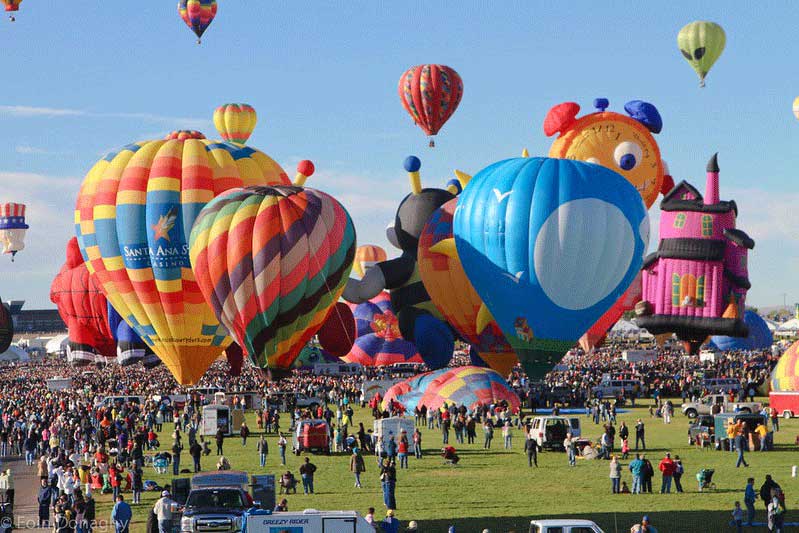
left=75, top=125, right=289, bottom=384
left=189, top=166, right=356, bottom=377
left=454, top=157, right=648, bottom=379
left=0, top=203, right=28, bottom=261
left=178, top=0, right=217, bottom=44
left=398, top=64, right=463, bottom=147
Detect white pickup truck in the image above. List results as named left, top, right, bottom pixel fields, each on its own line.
left=681, top=394, right=762, bottom=419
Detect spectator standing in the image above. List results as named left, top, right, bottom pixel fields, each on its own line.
left=257, top=435, right=268, bottom=468
left=609, top=455, right=621, bottom=494
left=412, top=428, right=422, bottom=459
left=673, top=455, right=684, bottom=493
left=564, top=433, right=576, bottom=467
left=635, top=419, right=646, bottom=450
left=190, top=440, right=202, bottom=473
left=502, top=421, right=513, bottom=449
left=111, top=494, right=132, bottom=533
left=744, top=477, right=757, bottom=526
left=628, top=454, right=644, bottom=494
left=278, top=433, right=287, bottom=465
left=299, top=457, right=317, bottom=494
left=524, top=434, right=540, bottom=467
left=642, top=455, right=654, bottom=493
left=153, top=490, right=177, bottom=533
left=483, top=420, right=494, bottom=449
left=171, top=440, right=183, bottom=476
left=240, top=423, right=250, bottom=446
left=215, top=427, right=225, bottom=455
left=658, top=453, right=675, bottom=493
left=380, top=459, right=397, bottom=510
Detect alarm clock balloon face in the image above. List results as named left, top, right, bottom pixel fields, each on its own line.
left=559, top=118, right=662, bottom=208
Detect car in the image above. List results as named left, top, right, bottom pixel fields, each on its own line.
left=688, top=414, right=715, bottom=444
left=265, top=392, right=322, bottom=411
left=529, top=519, right=605, bottom=533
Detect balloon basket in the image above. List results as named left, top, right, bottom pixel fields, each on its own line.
left=428, top=139, right=435, bottom=148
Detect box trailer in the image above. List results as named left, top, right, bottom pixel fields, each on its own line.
left=244, top=509, right=374, bottom=533
left=372, top=417, right=415, bottom=453
left=770, top=391, right=799, bottom=418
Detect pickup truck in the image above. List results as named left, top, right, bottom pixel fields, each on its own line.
left=681, top=394, right=762, bottom=419
left=180, top=471, right=255, bottom=533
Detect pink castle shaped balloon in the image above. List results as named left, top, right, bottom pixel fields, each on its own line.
left=635, top=154, right=754, bottom=353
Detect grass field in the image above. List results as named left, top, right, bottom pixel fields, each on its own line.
left=92, top=399, right=799, bottom=533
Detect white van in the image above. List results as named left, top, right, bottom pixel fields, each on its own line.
left=702, top=377, right=741, bottom=393
left=591, top=379, right=641, bottom=398
left=244, top=509, right=374, bottom=533
left=530, top=519, right=605, bottom=533
left=529, top=416, right=581, bottom=450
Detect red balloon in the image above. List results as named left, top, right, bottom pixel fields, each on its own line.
left=578, top=272, right=642, bottom=352
left=50, top=238, right=114, bottom=364
left=317, top=302, right=356, bottom=357
left=225, top=342, right=244, bottom=377
left=398, top=64, right=463, bottom=139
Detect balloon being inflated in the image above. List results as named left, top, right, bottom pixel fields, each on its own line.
left=453, top=157, right=648, bottom=379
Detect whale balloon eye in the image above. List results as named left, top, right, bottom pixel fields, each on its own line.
left=614, top=141, right=643, bottom=171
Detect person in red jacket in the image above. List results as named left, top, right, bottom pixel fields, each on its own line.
left=658, top=452, right=676, bottom=493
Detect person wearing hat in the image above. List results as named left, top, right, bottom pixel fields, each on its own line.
left=153, top=490, right=178, bottom=533
left=382, top=509, right=400, bottom=533
left=274, top=498, right=288, bottom=512
left=407, top=520, right=419, bottom=532
left=630, top=515, right=658, bottom=533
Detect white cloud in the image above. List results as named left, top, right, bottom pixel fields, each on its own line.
left=15, top=145, right=70, bottom=156
left=0, top=104, right=210, bottom=130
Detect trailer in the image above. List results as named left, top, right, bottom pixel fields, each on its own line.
left=770, top=391, right=799, bottom=418
left=243, top=509, right=374, bottom=533
left=373, top=417, right=415, bottom=453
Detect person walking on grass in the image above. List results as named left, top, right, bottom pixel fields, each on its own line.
left=673, top=455, right=684, bottom=493
left=350, top=447, right=366, bottom=488
left=735, top=432, right=749, bottom=468
left=257, top=435, right=268, bottom=467
left=564, top=432, right=576, bottom=467
left=240, top=422, right=250, bottom=446
left=658, top=452, right=675, bottom=493
left=610, top=455, right=621, bottom=494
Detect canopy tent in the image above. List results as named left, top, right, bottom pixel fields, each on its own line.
left=764, top=319, right=779, bottom=332
left=45, top=334, right=69, bottom=355
left=775, top=318, right=799, bottom=337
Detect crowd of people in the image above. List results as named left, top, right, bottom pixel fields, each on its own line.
left=0, top=338, right=785, bottom=532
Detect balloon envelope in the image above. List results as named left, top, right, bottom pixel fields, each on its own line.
left=454, top=157, right=648, bottom=379
left=178, top=0, right=217, bottom=41
left=677, top=21, right=725, bottom=87
left=75, top=131, right=289, bottom=384
left=352, top=244, right=387, bottom=278
left=382, top=366, right=520, bottom=413
left=398, top=64, right=463, bottom=139
left=342, top=292, right=423, bottom=367
left=189, top=185, right=356, bottom=374
left=709, top=311, right=773, bottom=351
left=772, top=340, right=799, bottom=392
left=213, top=103, right=257, bottom=145
left=317, top=302, right=356, bottom=357
left=579, top=271, right=642, bottom=352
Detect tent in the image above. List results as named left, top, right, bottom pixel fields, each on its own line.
left=776, top=318, right=799, bottom=337
left=46, top=334, right=69, bottom=355
left=0, top=345, right=30, bottom=363
left=611, top=319, right=641, bottom=335
left=708, top=311, right=773, bottom=351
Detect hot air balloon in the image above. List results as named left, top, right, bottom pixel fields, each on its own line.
left=771, top=341, right=799, bottom=392
left=107, top=302, right=154, bottom=366
left=418, top=197, right=518, bottom=376
left=75, top=124, right=289, bottom=384
left=352, top=245, right=387, bottom=278
left=793, top=97, right=799, bottom=121
left=50, top=238, right=115, bottom=366
left=0, top=203, right=28, bottom=261
left=677, top=21, right=725, bottom=87
left=213, top=103, right=257, bottom=145
left=398, top=64, right=463, bottom=147
left=578, top=272, right=643, bottom=352
left=544, top=98, right=670, bottom=208
left=382, top=366, right=520, bottom=413
left=342, top=292, right=423, bottom=367
left=636, top=155, right=754, bottom=354
left=0, top=299, right=13, bottom=355
left=316, top=302, right=356, bottom=357
left=188, top=165, right=356, bottom=377
left=2, top=0, right=20, bottom=21
left=178, top=0, right=217, bottom=44
left=708, top=311, right=773, bottom=352
left=292, top=345, right=341, bottom=369
left=453, top=157, right=648, bottom=379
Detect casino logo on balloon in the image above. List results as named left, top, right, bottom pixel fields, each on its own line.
left=453, top=157, right=648, bottom=379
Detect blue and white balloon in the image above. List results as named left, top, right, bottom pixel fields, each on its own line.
left=453, top=157, right=648, bottom=378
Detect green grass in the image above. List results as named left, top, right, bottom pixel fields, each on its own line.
left=99, top=399, right=799, bottom=533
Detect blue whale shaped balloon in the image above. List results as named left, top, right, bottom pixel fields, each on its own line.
left=453, top=157, right=649, bottom=379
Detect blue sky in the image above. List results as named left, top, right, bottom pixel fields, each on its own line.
left=0, top=1, right=797, bottom=308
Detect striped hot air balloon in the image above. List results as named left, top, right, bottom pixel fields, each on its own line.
left=398, top=64, right=463, bottom=147
left=772, top=341, right=799, bottom=392
left=352, top=244, right=387, bottom=278
left=189, top=179, right=356, bottom=375
left=74, top=129, right=289, bottom=384
left=382, top=366, right=520, bottom=413
left=178, top=0, right=217, bottom=44
left=214, top=103, right=257, bottom=145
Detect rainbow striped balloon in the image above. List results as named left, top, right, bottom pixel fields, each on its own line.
left=772, top=340, right=799, bottom=392
left=214, top=103, right=257, bottom=145
left=75, top=130, right=289, bottom=385
left=189, top=185, right=356, bottom=373
left=178, top=0, right=217, bottom=43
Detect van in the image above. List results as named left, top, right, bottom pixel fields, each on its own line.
left=529, top=416, right=581, bottom=450
left=591, top=379, right=641, bottom=398
left=530, top=519, right=605, bottom=533
left=702, top=378, right=741, bottom=393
